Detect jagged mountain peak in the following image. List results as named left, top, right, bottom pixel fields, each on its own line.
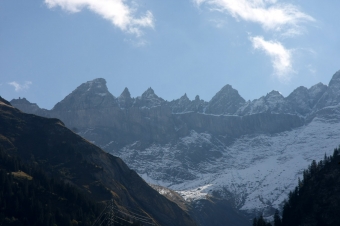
left=291, top=86, right=308, bottom=93
left=194, top=95, right=200, bottom=101
left=205, top=84, right=245, bottom=115
left=308, top=83, right=327, bottom=105
left=266, top=90, right=283, bottom=97
left=213, top=84, right=238, bottom=96
left=84, top=78, right=108, bottom=92
left=119, top=87, right=131, bottom=99
left=328, top=70, right=340, bottom=87
left=264, top=91, right=285, bottom=104
left=52, top=78, right=116, bottom=111
left=71, top=78, right=110, bottom=95
left=287, top=86, right=309, bottom=99
left=141, top=87, right=156, bottom=98
left=211, top=84, right=244, bottom=100
left=134, top=87, right=165, bottom=108
left=117, top=87, right=133, bottom=109
left=180, top=93, right=189, bottom=100
left=311, top=82, right=326, bottom=88
left=220, top=84, right=233, bottom=89
left=314, top=71, right=340, bottom=110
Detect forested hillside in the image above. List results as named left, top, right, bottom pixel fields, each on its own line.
left=0, top=97, right=197, bottom=226
left=253, top=147, right=340, bottom=226
left=0, top=147, right=100, bottom=225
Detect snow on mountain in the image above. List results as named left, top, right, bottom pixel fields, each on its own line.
left=169, top=94, right=208, bottom=113
left=314, top=70, right=340, bottom=110
left=133, top=87, right=165, bottom=108
left=111, top=112, right=340, bottom=216
left=237, top=90, right=287, bottom=116
left=10, top=70, right=340, bottom=221
left=308, top=82, right=328, bottom=106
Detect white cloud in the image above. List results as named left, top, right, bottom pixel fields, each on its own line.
left=8, top=81, right=32, bottom=92
left=194, top=0, right=314, bottom=35
left=250, top=36, right=293, bottom=81
left=44, top=0, right=154, bottom=36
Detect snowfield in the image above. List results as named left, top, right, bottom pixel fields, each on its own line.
left=109, top=115, right=340, bottom=215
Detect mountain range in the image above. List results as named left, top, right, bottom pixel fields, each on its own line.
left=10, top=70, right=340, bottom=225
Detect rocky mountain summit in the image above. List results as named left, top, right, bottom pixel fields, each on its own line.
left=10, top=70, right=340, bottom=225
left=53, top=78, right=117, bottom=111
left=205, top=84, right=245, bottom=115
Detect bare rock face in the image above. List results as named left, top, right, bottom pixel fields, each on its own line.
left=9, top=97, right=49, bottom=117
left=53, top=78, right=117, bottom=112
left=285, top=83, right=327, bottom=116
left=237, top=90, right=286, bottom=115
left=169, top=94, right=208, bottom=113
left=169, top=93, right=192, bottom=113
left=205, top=84, right=245, bottom=115
left=314, top=70, right=340, bottom=110
left=308, top=82, right=328, bottom=106
left=117, top=87, right=133, bottom=109
left=133, top=87, right=165, bottom=108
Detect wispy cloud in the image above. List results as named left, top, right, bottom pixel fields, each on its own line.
left=44, top=0, right=154, bottom=36
left=193, top=0, right=314, bottom=36
left=8, top=81, right=32, bottom=92
left=250, top=36, right=293, bottom=81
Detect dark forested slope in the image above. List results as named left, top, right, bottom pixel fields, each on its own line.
left=0, top=97, right=197, bottom=226
left=0, top=148, right=101, bottom=225
left=253, top=147, right=340, bottom=226
left=280, top=148, right=340, bottom=226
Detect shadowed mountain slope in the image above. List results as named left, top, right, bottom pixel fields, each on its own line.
left=0, top=98, right=197, bottom=226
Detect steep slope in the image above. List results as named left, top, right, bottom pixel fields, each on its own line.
left=205, top=84, right=245, bottom=115
left=169, top=94, right=208, bottom=113
left=10, top=97, right=50, bottom=117
left=279, top=148, right=340, bottom=226
left=117, top=87, right=134, bottom=109
left=314, top=70, right=340, bottom=110
left=237, top=91, right=286, bottom=115
left=0, top=98, right=197, bottom=226
left=133, top=88, right=165, bottom=108
left=0, top=147, right=101, bottom=226
left=52, top=78, right=117, bottom=112
left=9, top=70, right=340, bottom=224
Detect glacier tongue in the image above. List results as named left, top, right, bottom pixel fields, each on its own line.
left=111, top=115, right=340, bottom=215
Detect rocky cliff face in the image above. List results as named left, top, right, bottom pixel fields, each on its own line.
left=314, top=70, right=340, bottom=110
left=10, top=70, right=340, bottom=225
left=53, top=78, right=117, bottom=112
left=205, top=84, right=245, bottom=115
left=117, top=87, right=133, bottom=109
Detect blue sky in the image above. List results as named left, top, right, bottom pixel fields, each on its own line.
left=1, top=0, right=339, bottom=109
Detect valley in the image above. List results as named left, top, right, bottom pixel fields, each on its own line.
left=10, top=70, right=340, bottom=225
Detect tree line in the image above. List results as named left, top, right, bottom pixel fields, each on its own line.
left=253, top=147, right=340, bottom=226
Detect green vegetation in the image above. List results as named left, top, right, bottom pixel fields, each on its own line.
left=253, top=147, right=340, bottom=226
